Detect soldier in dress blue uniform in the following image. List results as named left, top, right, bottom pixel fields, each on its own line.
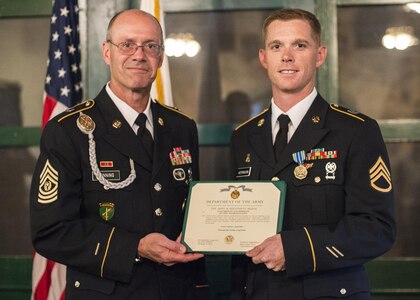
left=30, top=9, right=206, bottom=299
left=230, top=9, right=396, bottom=300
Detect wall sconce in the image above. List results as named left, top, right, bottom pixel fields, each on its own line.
left=165, top=33, right=201, bottom=58
left=405, top=3, right=420, bottom=14
left=382, top=26, right=418, bottom=50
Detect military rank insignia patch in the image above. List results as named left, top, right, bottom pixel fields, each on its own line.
left=38, top=159, right=59, bottom=204
left=99, top=202, right=115, bottom=221
left=369, top=156, right=392, bottom=193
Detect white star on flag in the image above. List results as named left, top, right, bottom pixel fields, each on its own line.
left=54, top=49, right=62, bottom=59
left=58, top=68, right=66, bottom=78
left=68, top=44, right=76, bottom=54
left=52, top=31, right=59, bottom=42
left=64, top=25, right=72, bottom=35
left=60, top=85, right=70, bottom=96
left=60, top=6, right=69, bottom=17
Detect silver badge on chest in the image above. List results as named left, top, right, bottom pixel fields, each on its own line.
left=325, top=162, right=337, bottom=180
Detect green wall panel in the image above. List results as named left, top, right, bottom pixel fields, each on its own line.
left=0, top=0, right=51, bottom=18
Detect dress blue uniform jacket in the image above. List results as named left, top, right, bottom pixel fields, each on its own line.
left=230, top=94, right=396, bottom=299
left=30, top=88, right=202, bottom=299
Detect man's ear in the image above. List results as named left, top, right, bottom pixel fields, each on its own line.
left=102, top=42, right=111, bottom=65
left=316, top=45, right=327, bottom=68
left=259, top=48, right=268, bottom=70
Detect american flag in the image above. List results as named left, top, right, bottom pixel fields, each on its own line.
left=41, top=0, right=82, bottom=128
left=33, top=0, right=82, bottom=299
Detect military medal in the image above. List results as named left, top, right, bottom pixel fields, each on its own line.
left=294, top=165, right=308, bottom=180
left=292, top=150, right=308, bottom=180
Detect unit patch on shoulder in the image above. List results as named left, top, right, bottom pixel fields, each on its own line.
left=38, top=159, right=59, bottom=204
left=58, top=99, right=95, bottom=123
left=329, top=104, right=365, bottom=122
left=369, top=156, right=392, bottom=193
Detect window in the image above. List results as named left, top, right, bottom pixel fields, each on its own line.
left=337, top=3, right=420, bottom=256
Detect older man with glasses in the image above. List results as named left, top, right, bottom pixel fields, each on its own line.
left=30, top=9, right=206, bottom=300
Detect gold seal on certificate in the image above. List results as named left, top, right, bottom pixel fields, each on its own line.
left=181, top=181, right=286, bottom=254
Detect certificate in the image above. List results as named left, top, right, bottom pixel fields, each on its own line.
left=181, top=181, right=286, bottom=254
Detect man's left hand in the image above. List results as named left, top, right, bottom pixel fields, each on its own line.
left=246, top=234, right=286, bottom=272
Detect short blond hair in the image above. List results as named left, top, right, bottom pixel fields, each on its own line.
left=262, top=8, right=321, bottom=46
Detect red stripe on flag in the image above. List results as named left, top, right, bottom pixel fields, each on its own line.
left=33, top=259, right=56, bottom=300
left=42, top=95, right=58, bottom=128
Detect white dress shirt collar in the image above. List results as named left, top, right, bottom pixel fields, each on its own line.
left=105, top=83, right=154, bottom=136
left=271, top=88, right=317, bottom=144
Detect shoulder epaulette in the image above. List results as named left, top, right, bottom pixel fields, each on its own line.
left=235, top=108, right=269, bottom=131
left=58, top=99, right=95, bottom=123
left=329, top=104, right=365, bottom=122
left=154, top=99, right=194, bottom=120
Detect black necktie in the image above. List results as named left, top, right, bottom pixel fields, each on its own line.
left=135, top=113, right=154, bottom=160
left=273, top=114, right=290, bottom=162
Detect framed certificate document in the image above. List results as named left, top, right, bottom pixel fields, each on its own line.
left=181, top=181, right=286, bottom=254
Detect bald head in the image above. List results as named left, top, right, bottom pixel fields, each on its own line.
left=106, top=9, right=163, bottom=44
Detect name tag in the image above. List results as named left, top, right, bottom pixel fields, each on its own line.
left=236, top=167, right=252, bottom=178
left=92, top=170, right=121, bottom=181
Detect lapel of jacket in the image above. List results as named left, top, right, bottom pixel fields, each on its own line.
left=272, top=94, right=330, bottom=176
left=248, top=109, right=276, bottom=167
left=94, top=88, right=152, bottom=172
left=151, top=101, right=174, bottom=178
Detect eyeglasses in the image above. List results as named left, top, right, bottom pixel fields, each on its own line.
left=107, top=40, right=164, bottom=57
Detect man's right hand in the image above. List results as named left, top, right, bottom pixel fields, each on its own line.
left=138, top=232, right=203, bottom=266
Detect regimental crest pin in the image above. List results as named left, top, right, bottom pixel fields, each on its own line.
left=112, top=120, right=122, bottom=129
left=77, top=113, right=95, bottom=134
left=38, top=159, right=59, bottom=204
left=99, top=202, right=115, bottom=221
left=369, top=156, right=392, bottom=192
